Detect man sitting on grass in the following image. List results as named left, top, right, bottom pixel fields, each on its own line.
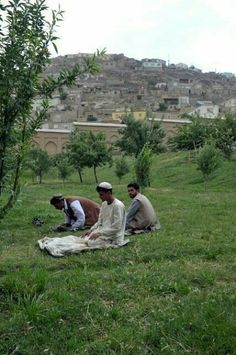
left=125, top=182, right=161, bottom=235
left=50, top=195, right=100, bottom=232
left=81, top=182, right=127, bottom=246
left=39, top=183, right=128, bottom=257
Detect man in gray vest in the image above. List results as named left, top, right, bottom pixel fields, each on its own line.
left=126, top=182, right=161, bottom=234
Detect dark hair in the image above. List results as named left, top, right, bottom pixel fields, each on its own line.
left=50, top=195, right=64, bottom=205
left=127, top=182, right=140, bottom=190
left=96, top=186, right=112, bottom=193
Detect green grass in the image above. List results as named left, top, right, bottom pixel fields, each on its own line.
left=0, top=151, right=235, bottom=354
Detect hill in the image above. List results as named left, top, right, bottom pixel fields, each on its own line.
left=0, top=152, right=235, bottom=353
left=40, top=53, right=236, bottom=130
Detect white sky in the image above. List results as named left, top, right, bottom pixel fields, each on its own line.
left=46, top=0, right=236, bottom=73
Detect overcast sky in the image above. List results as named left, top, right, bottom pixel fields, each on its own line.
left=46, top=0, right=236, bottom=74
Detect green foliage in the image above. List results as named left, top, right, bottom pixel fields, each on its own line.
left=87, top=115, right=97, bottom=122
left=135, top=144, right=153, bottom=188
left=58, top=87, right=68, bottom=101
left=0, top=151, right=235, bottom=353
left=159, top=102, right=168, bottom=111
left=26, top=146, right=51, bottom=183
left=0, top=0, right=104, bottom=218
left=116, top=116, right=165, bottom=157
left=116, top=115, right=149, bottom=157
left=211, top=115, right=236, bottom=159
left=51, top=152, right=72, bottom=183
left=115, top=157, right=130, bottom=182
left=67, top=130, right=112, bottom=183
left=147, top=120, right=166, bottom=153
left=196, top=144, right=222, bottom=181
left=169, top=118, right=211, bottom=151
left=169, top=115, right=236, bottom=159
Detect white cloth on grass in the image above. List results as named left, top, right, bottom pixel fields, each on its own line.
left=38, top=235, right=129, bottom=257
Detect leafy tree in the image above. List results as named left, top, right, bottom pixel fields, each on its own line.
left=52, top=152, right=72, bottom=184
left=211, top=115, right=236, bottom=160
left=115, top=157, right=130, bottom=183
left=169, top=118, right=210, bottom=151
left=116, top=115, right=149, bottom=157
left=66, top=131, right=89, bottom=183
left=196, top=144, right=222, bottom=183
left=116, top=116, right=165, bottom=157
left=67, top=131, right=112, bottom=183
left=26, top=146, right=51, bottom=184
left=0, top=0, right=103, bottom=218
left=147, top=120, right=166, bottom=154
left=135, top=144, right=153, bottom=188
left=87, top=132, right=113, bottom=183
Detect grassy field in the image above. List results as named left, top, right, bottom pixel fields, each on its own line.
left=0, top=151, right=235, bottom=354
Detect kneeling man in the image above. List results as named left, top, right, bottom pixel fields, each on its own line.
left=126, top=182, right=161, bottom=234
left=50, top=195, right=100, bottom=231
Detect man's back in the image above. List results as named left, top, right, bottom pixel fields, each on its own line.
left=65, top=196, right=100, bottom=226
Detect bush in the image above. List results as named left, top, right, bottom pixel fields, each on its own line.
left=196, top=144, right=222, bottom=181
left=135, top=145, right=153, bottom=188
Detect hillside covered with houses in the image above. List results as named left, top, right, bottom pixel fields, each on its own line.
left=36, top=52, right=236, bottom=130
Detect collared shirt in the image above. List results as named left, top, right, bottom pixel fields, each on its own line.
left=64, top=199, right=85, bottom=229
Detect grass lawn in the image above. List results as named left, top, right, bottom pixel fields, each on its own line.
left=0, top=151, right=235, bottom=354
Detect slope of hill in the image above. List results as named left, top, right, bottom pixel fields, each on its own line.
left=0, top=151, right=235, bottom=353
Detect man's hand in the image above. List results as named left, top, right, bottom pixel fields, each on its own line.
left=56, top=225, right=70, bottom=232
left=88, top=232, right=100, bottom=240
left=80, top=231, right=90, bottom=239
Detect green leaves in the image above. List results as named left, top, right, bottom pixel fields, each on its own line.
left=116, top=116, right=165, bottom=157
left=135, top=144, right=153, bottom=188
left=67, top=130, right=112, bottom=183
left=196, top=144, right=222, bottom=181
left=0, top=0, right=104, bottom=217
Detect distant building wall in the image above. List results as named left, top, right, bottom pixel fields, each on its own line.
left=148, top=118, right=191, bottom=138
left=34, top=119, right=190, bottom=154
left=73, top=122, right=125, bottom=145
left=33, top=129, right=70, bottom=154
left=112, top=110, right=146, bottom=121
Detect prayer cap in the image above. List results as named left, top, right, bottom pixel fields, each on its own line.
left=98, top=182, right=112, bottom=189
left=52, top=194, right=64, bottom=200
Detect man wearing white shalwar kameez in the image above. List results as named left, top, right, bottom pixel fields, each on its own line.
left=38, top=182, right=128, bottom=257
left=80, top=182, right=126, bottom=248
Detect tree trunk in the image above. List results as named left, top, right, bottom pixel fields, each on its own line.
left=78, top=170, right=83, bottom=183
left=93, top=166, right=98, bottom=184
left=0, top=152, right=22, bottom=219
left=0, top=133, right=8, bottom=195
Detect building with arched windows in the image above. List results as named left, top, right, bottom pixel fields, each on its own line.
left=33, top=119, right=190, bottom=154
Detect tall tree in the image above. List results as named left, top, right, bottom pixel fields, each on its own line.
left=115, top=157, right=130, bottom=183
left=116, top=116, right=165, bottom=157
left=51, top=151, right=72, bottom=185
left=147, top=120, right=166, bottom=154
left=67, top=131, right=112, bottom=183
left=0, top=0, right=103, bottom=217
left=196, top=144, right=222, bottom=185
left=135, top=144, right=153, bottom=188
left=26, top=146, right=51, bottom=184
left=168, top=118, right=210, bottom=151
left=211, top=115, right=236, bottom=160
left=66, top=131, right=91, bottom=183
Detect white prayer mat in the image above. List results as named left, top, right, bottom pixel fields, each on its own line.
left=38, top=235, right=129, bottom=257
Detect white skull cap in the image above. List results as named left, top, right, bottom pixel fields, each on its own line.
left=98, top=182, right=112, bottom=189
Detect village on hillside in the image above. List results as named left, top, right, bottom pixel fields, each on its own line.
left=33, top=53, right=236, bottom=154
